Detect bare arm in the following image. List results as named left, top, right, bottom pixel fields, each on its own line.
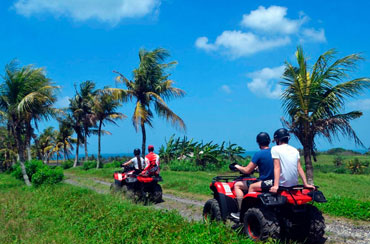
left=270, top=158, right=280, bottom=193
left=122, top=159, right=133, bottom=167
left=297, top=159, right=315, bottom=188
left=235, top=162, right=257, bottom=174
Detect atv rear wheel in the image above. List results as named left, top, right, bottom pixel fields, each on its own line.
left=243, top=207, right=280, bottom=241
left=203, top=199, right=222, bottom=222
left=300, top=205, right=325, bottom=244
left=150, top=184, right=163, bottom=203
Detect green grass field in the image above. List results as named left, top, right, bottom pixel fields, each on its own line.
left=65, top=154, right=370, bottom=221
left=0, top=174, right=264, bottom=244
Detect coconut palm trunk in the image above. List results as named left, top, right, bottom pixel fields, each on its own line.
left=84, top=132, right=88, bottom=161
left=74, top=135, right=80, bottom=167
left=63, top=145, right=67, bottom=162
left=141, top=121, right=146, bottom=157
left=96, top=120, right=103, bottom=169
left=15, top=126, right=31, bottom=186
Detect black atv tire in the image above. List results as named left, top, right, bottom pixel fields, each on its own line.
left=150, top=184, right=163, bottom=203
left=243, top=207, right=280, bottom=241
left=203, top=199, right=222, bottom=222
left=299, top=205, right=326, bottom=244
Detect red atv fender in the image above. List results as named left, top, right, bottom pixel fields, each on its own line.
left=210, top=176, right=257, bottom=220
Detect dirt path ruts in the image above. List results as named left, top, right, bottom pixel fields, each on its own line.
left=64, top=173, right=370, bottom=244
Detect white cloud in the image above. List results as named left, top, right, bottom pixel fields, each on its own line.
left=196, top=5, right=325, bottom=59
left=220, top=85, right=232, bottom=94
left=195, top=37, right=217, bottom=51
left=241, top=5, right=306, bottom=34
left=13, top=0, right=160, bottom=24
left=301, top=28, right=326, bottom=43
left=196, top=31, right=290, bottom=59
left=348, top=99, right=370, bottom=111
left=55, top=96, right=70, bottom=108
left=247, top=65, right=285, bottom=99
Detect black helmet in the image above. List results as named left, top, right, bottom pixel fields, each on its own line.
left=256, top=132, right=271, bottom=145
left=273, top=128, right=290, bottom=142
left=133, top=148, right=141, bottom=156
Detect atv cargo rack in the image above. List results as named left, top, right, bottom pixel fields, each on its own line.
left=212, top=175, right=238, bottom=183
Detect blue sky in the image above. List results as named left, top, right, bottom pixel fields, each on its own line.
left=1, top=0, right=370, bottom=154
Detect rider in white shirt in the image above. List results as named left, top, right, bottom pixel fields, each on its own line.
left=122, top=148, right=148, bottom=172
left=270, top=128, right=314, bottom=193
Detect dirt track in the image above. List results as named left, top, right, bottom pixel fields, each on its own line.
left=64, top=173, right=370, bottom=244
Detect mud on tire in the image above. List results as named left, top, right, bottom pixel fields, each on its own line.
left=243, top=207, right=280, bottom=241
left=203, top=199, right=222, bottom=222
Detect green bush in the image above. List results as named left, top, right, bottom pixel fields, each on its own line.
left=103, top=160, right=122, bottom=168
left=61, top=160, right=74, bottom=169
left=11, top=160, right=64, bottom=186
left=11, top=160, right=45, bottom=181
left=32, top=167, right=64, bottom=186
left=82, top=161, right=101, bottom=170
left=346, top=158, right=368, bottom=174
left=333, top=155, right=344, bottom=167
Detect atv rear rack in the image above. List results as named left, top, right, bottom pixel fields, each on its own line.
left=212, top=175, right=238, bottom=183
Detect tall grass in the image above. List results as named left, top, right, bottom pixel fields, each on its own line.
left=0, top=174, right=261, bottom=244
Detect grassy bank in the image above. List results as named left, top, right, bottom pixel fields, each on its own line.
left=65, top=154, right=370, bottom=221
left=0, top=174, right=260, bottom=244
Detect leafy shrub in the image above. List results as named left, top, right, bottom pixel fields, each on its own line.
left=346, top=158, right=368, bottom=174
left=61, top=160, right=74, bottom=169
left=333, top=155, right=344, bottom=167
left=103, top=161, right=122, bottom=168
left=11, top=160, right=45, bottom=181
left=82, top=161, right=101, bottom=170
left=32, top=166, right=64, bottom=186
left=11, top=160, right=64, bottom=186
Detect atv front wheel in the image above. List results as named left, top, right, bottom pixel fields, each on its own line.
left=243, top=207, right=280, bottom=241
left=203, top=199, right=222, bottom=222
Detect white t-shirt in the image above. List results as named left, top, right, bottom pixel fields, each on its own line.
left=271, top=144, right=300, bottom=187
left=130, top=157, right=148, bottom=170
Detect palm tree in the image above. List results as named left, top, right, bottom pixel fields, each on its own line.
left=77, top=81, right=97, bottom=161
left=56, top=117, right=76, bottom=161
left=68, top=97, right=84, bottom=167
left=37, top=127, right=56, bottom=164
left=0, top=62, right=58, bottom=186
left=113, top=48, right=186, bottom=156
left=280, top=46, right=370, bottom=184
left=92, top=89, right=125, bottom=168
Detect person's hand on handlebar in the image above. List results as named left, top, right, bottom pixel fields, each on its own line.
left=270, top=185, right=278, bottom=193
left=304, top=183, right=315, bottom=189
left=229, top=162, right=239, bottom=172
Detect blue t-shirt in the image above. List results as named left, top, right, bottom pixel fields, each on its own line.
left=251, top=148, right=274, bottom=181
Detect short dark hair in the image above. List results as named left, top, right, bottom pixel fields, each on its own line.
left=280, top=137, right=289, bottom=144
left=258, top=141, right=269, bottom=147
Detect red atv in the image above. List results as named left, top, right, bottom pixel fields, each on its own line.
left=110, top=165, right=163, bottom=204
left=203, top=172, right=327, bottom=243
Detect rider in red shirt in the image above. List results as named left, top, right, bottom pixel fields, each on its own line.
left=141, top=145, right=160, bottom=176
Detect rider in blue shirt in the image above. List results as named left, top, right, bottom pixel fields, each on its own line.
left=229, top=132, right=274, bottom=219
